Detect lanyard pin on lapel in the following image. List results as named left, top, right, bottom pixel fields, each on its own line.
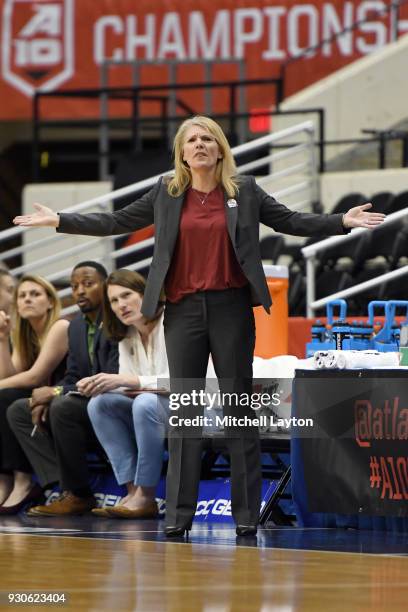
left=227, top=199, right=238, bottom=208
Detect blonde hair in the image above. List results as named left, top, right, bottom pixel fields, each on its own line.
left=11, top=274, right=61, bottom=369
left=167, top=116, right=239, bottom=198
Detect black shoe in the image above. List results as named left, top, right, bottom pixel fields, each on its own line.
left=0, top=484, right=44, bottom=516
left=235, top=524, right=257, bottom=537
left=164, top=521, right=192, bottom=538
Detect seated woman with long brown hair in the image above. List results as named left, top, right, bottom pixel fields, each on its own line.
left=0, top=274, right=69, bottom=513
left=79, top=269, right=170, bottom=519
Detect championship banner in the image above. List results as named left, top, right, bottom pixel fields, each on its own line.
left=0, top=0, right=407, bottom=120
left=293, top=370, right=408, bottom=517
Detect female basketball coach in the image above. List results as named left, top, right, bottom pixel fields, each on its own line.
left=13, top=116, right=385, bottom=538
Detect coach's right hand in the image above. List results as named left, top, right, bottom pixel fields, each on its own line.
left=13, top=203, right=60, bottom=228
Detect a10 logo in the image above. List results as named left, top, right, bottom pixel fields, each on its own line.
left=1, top=0, right=74, bottom=97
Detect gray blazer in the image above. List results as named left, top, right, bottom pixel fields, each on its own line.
left=57, top=175, right=346, bottom=319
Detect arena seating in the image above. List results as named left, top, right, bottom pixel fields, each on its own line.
left=259, top=235, right=284, bottom=264
left=329, top=192, right=367, bottom=214
left=259, top=190, right=408, bottom=315
left=387, top=190, right=408, bottom=214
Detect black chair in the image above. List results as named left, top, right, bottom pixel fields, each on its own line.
left=278, top=241, right=303, bottom=270
left=317, top=270, right=354, bottom=316
left=362, top=218, right=402, bottom=268
left=387, top=190, right=408, bottom=214
left=348, top=265, right=389, bottom=315
left=284, top=236, right=324, bottom=274
left=259, top=234, right=284, bottom=263
left=381, top=273, right=408, bottom=301
left=318, top=232, right=369, bottom=272
left=288, top=269, right=306, bottom=315
left=330, top=192, right=367, bottom=215
left=315, top=269, right=353, bottom=302
left=369, top=191, right=395, bottom=213
left=294, top=269, right=353, bottom=316
left=318, top=192, right=390, bottom=271
left=391, top=228, right=408, bottom=268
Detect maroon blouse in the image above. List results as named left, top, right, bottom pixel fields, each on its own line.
left=165, top=186, right=247, bottom=303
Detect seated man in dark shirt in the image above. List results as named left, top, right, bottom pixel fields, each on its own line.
left=7, top=260, right=118, bottom=515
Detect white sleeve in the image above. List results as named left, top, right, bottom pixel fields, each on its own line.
left=137, top=319, right=170, bottom=390
left=118, top=339, right=136, bottom=377
left=138, top=372, right=170, bottom=391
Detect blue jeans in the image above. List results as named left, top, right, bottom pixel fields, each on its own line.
left=87, top=392, right=170, bottom=488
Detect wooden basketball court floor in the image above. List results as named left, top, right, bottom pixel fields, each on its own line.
left=0, top=516, right=407, bottom=611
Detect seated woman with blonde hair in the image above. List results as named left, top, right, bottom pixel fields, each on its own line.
left=78, top=269, right=170, bottom=519
left=0, top=274, right=68, bottom=513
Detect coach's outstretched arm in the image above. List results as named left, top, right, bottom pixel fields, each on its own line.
left=13, top=182, right=157, bottom=236
left=14, top=203, right=60, bottom=228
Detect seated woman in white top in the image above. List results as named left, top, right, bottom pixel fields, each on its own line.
left=77, top=269, right=170, bottom=519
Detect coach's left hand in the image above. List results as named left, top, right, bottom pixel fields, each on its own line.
left=342, top=203, right=386, bottom=229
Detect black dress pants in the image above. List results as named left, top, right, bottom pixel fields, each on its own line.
left=8, top=394, right=99, bottom=493
left=0, top=388, right=33, bottom=473
left=163, top=287, right=262, bottom=527
left=8, top=398, right=59, bottom=487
